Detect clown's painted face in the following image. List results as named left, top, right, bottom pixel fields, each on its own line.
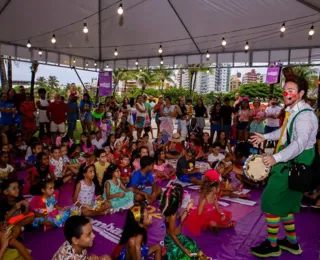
left=283, top=81, right=302, bottom=107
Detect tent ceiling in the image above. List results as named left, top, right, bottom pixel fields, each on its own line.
left=0, top=0, right=320, bottom=64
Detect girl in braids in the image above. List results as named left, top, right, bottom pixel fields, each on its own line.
left=111, top=204, right=162, bottom=260
left=160, top=183, right=208, bottom=259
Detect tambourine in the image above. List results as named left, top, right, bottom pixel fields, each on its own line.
left=243, top=154, right=270, bottom=182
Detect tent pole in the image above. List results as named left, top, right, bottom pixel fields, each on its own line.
left=72, top=66, right=88, bottom=93
left=0, top=0, right=12, bottom=16
left=167, top=0, right=201, bottom=54
left=96, top=0, right=102, bottom=103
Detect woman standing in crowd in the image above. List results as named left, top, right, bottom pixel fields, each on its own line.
left=193, top=98, right=208, bottom=132
left=161, top=96, right=177, bottom=142
left=176, top=97, right=187, bottom=136
left=236, top=97, right=252, bottom=142
left=153, top=95, right=164, bottom=136
left=135, top=95, right=147, bottom=139
left=20, top=93, right=36, bottom=143
left=79, top=93, right=93, bottom=132
left=249, top=98, right=265, bottom=137
left=92, top=102, right=106, bottom=131
left=0, top=92, right=16, bottom=132
left=209, top=102, right=221, bottom=143
left=120, top=97, right=131, bottom=118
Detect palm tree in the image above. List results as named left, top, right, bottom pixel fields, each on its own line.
left=136, top=70, right=160, bottom=94
left=0, top=55, right=8, bottom=92
left=156, top=69, right=175, bottom=93
left=48, top=76, right=59, bottom=89
left=36, top=77, right=47, bottom=88
left=188, top=64, right=209, bottom=100
left=30, top=61, right=39, bottom=98
left=120, top=71, right=135, bottom=95
left=292, top=66, right=318, bottom=89
left=7, top=57, right=12, bottom=89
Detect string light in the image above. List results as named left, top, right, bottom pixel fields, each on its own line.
left=51, top=34, right=56, bottom=44
left=114, top=48, right=118, bottom=56
left=73, top=58, right=76, bottom=63
left=160, top=57, right=164, bottom=65
left=106, top=64, right=109, bottom=68
left=158, top=45, right=163, bottom=54
left=309, top=25, right=315, bottom=36
left=38, top=49, right=42, bottom=56
left=117, top=3, right=123, bottom=15
left=26, top=40, right=31, bottom=48
left=86, top=62, right=88, bottom=67
left=139, top=68, right=142, bottom=72
left=280, top=22, right=286, bottom=33
left=206, top=50, right=210, bottom=59
left=244, top=41, right=249, bottom=51
left=94, top=61, right=97, bottom=67
left=83, top=22, right=88, bottom=33
left=221, top=37, right=227, bottom=46
left=135, top=59, right=139, bottom=66
left=206, top=69, right=209, bottom=74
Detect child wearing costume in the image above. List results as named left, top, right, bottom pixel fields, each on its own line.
left=160, top=183, right=209, bottom=260
left=30, top=179, right=70, bottom=229
left=184, top=170, right=236, bottom=236
left=111, top=204, right=162, bottom=260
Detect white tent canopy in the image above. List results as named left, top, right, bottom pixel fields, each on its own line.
left=1, top=0, right=320, bottom=69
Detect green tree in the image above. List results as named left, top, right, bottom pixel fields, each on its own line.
left=48, top=76, right=59, bottom=89
left=156, top=69, right=175, bottom=93
left=0, top=56, right=8, bottom=92
left=121, top=71, right=136, bottom=95
left=136, top=70, right=160, bottom=94
left=112, top=69, right=126, bottom=95
left=188, top=64, right=212, bottom=100
left=292, top=66, right=318, bottom=89
left=36, top=77, right=48, bottom=88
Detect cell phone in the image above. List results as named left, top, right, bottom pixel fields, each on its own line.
left=249, top=148, right=259, bottom=154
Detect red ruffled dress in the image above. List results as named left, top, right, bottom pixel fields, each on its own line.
left=184, top=194, right=233, bottom=235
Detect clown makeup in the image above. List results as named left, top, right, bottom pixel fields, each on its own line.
left=283, top=81, right=300, bottom=106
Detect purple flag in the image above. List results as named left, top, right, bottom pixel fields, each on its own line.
left=266, top=67, right=281, bottom=84
left=99, top=71, right=112, bottom=97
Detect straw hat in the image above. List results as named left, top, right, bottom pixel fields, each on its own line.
left=169, top=133, right=183, bottom=143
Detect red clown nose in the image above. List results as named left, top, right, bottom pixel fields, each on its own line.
left=283, top=91, right=289, bottom=96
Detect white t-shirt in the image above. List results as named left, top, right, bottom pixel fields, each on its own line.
left=136, top=103, right=146, bottom=117
left=265, top=106, right=281, bottom=127
left=38, top=99, right=50, bottom=123
left=92, top=138, right=105, bottom=150
left=207, top=153, right=225, bottom=164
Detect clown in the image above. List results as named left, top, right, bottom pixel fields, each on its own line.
left=250, top=67, right=318, bottom=258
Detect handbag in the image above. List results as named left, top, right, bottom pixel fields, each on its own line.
left=285, top=109, right=317, bottom=192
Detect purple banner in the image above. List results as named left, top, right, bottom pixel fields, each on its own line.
left=98, top=71, right=112, bottom=97
left=265, top=67, right=281, bottom=84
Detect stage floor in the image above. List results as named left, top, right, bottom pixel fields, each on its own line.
left=20, top=180, right=320, bottom=260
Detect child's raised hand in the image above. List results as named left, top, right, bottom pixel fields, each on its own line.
left=186, top=199, right=194, bottom=210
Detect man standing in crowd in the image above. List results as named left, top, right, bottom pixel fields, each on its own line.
left=47, top=93, right=72, bottom=143
left=220, top=97, right=234, bottom=136
left=264, top=97, right=281, bottom=134
left=250, top=69, right=318, bottom=258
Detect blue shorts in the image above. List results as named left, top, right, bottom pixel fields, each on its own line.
left=211, top=123, right=221, bottom=132
left=264, top=125, right=279, bottom=134
left=179, top=173, right=202, bottom=183
left=222, top=125, right=231, bottom=134
left=142, top=187, right=152, bottom=195
left=67, top=121, right=76, bottom=132
left=237, top=121, right=249, bottom=131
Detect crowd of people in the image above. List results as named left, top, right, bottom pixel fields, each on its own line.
left=0, top=70, right=319, bottom=259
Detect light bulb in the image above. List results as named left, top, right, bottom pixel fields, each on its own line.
left=114, top=49, right=118, bottom=56
left=160, top=57, right=164, bottom=65
left=158, top=45, right=163, bottom=54
left=83, top=22, right=88, bottom=33
left=86, top=62, right=88, bottom=67
left=38, top=50, right=42, bottom=56
left=94, top=61, right=97, bottom=66
left=309, top=25, right=315, bottom=36
left=280, top=23, right=286, bottom=33
left=206, top=51, right=210, bottom=59
left=135, top=60, right=139, bottom=66
left=51, top=34, right=56, bottom=44
left=245, top=41, right=249, bottom=50
left=27, top=40, right=31, bottom=48
left=139, top=69, right=142, bottom=72
left=106, top=64, right=109, bottom=68
left=206, top=69, right=209, bottom=74
left=117, top=3, right=123, bottom=15
left=221, top=37, right=227, bottom=46
left=73, top=58, right=76, bottom=63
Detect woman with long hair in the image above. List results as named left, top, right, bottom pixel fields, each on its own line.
left=236, top=97, right=252, bottom=142
left=194, top=98, right=208, bottom=131
left=153, top=95, right=164, bottom=136
left=209, top=102, right=221, bottom=142
left=160, top=96, right=176, bottom=142
left=249, top=98, right=265, bottom=137
left=135, top=95, right=147, bottom=139
left=79, top=93, right=93, bottom=132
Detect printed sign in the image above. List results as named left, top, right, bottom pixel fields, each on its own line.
left=266, top=67, right=281, bottom=84
left=98, top=71, right=112, bottom=97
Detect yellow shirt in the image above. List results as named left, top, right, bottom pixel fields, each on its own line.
left=94, top=161, right=110, bottom=181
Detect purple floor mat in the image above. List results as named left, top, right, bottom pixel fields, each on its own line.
left=22, top=181, right=320, bottom=260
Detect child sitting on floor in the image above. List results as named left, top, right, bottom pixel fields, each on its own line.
left=52, top=216, right=111, bottom=260
left=72, top=163, right=111, bottom=217
left=0, top=180, right=34, bottom=260
left=196, top=132, right=211, bottom=161
left=80, top=132, right=95, bottom=156
left=119, top=154, right=131, bottom=184
left=153, top=149, right=175, bottom=182
left=102, top=164, right=134, bottom=211
left=111, top=204, right=162, bottom=260
left=94, top=149, right=110, bottom=185
left=184, top=170, right=236, bottom=235
left=69, top=144, right=87, bottom=166
left=132, top=146, right=149, bottom=172
left=207, top=142, right=225, bottom=167
left=160, top=183, right=208, bottom=259
left=0, top=151, right=16, bottom=188
left=129, top=156, right=162, bottom=204
left=50, top=146, right=73, bottom=184
left=176, top=149, right=202, bottom=185
left=30, top=179, right=70, bottom=230
left=26, top=142, right=43, bottom=167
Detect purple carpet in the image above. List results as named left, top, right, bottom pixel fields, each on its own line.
left=22, top=181, right=320, bottom=260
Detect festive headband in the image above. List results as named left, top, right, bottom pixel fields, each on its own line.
left=204, top=169, right=222, bottom=182
left=131, top=205, right=142, bottom=223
